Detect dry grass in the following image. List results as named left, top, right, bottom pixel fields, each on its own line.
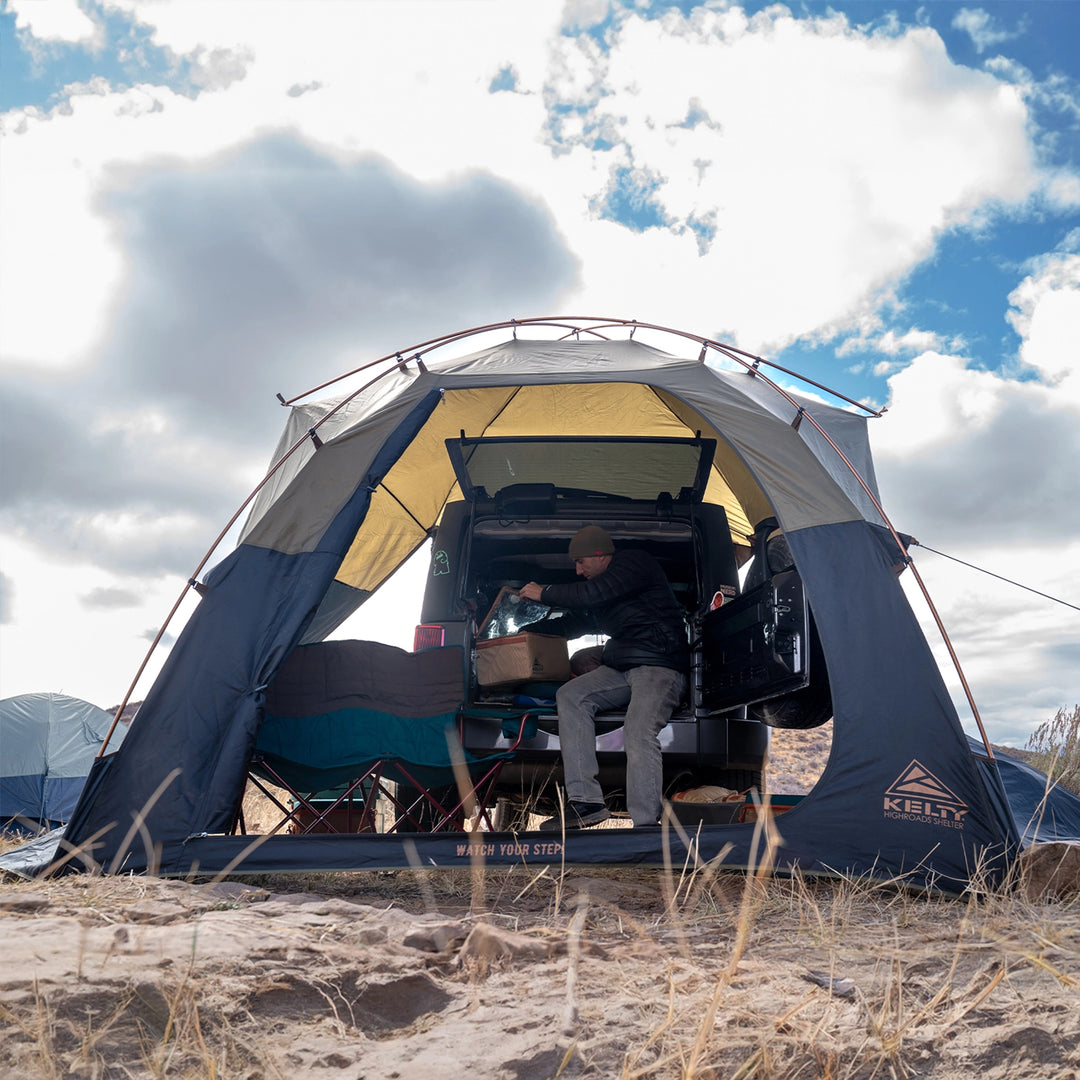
left=1026, top=705, right=1080, bottom=798
left=2, top=819, right=1078, bottom=1080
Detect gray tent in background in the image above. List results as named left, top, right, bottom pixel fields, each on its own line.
left=0, top=693, right=126, bottom=835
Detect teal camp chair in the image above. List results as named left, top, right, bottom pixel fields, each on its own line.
left=234, top=639, right=549, bottom=835
left=242, top=707, right=537, bottom=834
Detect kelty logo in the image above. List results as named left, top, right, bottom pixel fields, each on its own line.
left=883, top=761, right=969, bottom=830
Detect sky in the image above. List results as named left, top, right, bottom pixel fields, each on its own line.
left=0, top=0, right=1078, bottom=748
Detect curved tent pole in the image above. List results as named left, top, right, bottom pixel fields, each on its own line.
left=97, top=360, right=411, bottom=754
left=281, top=316, right=885, bottom=419
left=548, top=319, right=886, bottom=418
left=100, top=315, right=990, bottom=762
left=276, top=317, right=573, bottom=405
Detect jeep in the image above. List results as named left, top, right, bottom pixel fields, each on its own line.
left=415, top=434, right=831, bottom=819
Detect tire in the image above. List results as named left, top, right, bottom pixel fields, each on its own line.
left=750, top=608, right=833, bottom=730
left=712, top=768, right=763, bottom=795
left=750, top=685, right=833, bottom=730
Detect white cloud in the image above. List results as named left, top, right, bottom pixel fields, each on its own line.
left=1, top=2, right=1059, bottom=371
left=898, top=541, right=1079, bottom=747
left=951, top=8, right=1018, bottom=55
left=0, top=570, right=11, bottom=624
left=536, top=6, right=1044, bottom=349
left=0, top=535, right=183, bottom=706
left=80, top=585, right=144, bottom=611
left=8, top=0, right=98, bottom=46
left=838, top=326, right=950, bottom=359
left=872, top=258, right=1080, bottom=744
left=875, top=329, right=943, bottom=356
left=187, top=46, right=253, bottom=93
left=1007, top=251, right=1080, bottom=398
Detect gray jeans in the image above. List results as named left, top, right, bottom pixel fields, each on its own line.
left=554, top=664, right=687, bottom=827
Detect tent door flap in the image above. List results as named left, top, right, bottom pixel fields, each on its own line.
left=699, top=569, right=811, bottom=711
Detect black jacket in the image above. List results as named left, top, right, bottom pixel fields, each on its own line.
left=538, top=549, right=689, bottom=673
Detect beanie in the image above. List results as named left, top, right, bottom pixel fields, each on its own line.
left=568, top=525, right=615, bottom=559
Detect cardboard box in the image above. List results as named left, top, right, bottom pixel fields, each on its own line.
left=475, top=633, right=571, bottom=686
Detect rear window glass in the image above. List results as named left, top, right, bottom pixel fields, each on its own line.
left=447, top=436, right=715, bottom=502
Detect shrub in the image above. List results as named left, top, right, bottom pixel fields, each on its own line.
left=1025, top=704, right=1080, bottom=797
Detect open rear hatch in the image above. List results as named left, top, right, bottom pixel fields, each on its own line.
left=445, top=434, right=716, bottom=506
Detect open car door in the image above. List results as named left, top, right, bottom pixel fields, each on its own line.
left=699, top=568, right=812, bottom=711
left=699, top=519, right=820, bottom=716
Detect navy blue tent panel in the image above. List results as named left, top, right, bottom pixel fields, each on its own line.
left=58, top=391, right=445, bottom=870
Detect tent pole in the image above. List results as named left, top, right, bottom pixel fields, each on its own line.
left=905, top=558, right=995, bottom=758
left=100, top=362, right=407, bottom=754
left=278, top=316, right=885, bottom=419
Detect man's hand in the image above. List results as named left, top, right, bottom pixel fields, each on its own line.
left=519, top=582, right=544, bottom=602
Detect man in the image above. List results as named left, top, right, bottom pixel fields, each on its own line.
left=518, top=525, right=689, bottom=830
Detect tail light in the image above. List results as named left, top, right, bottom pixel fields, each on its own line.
left=413, top=624, right=445, bottom=651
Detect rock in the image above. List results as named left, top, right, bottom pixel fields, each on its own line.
left=196, top=880, right=269, bottom=904
left=456, top=922, right=554, bottom=976
left=0, top=892, right=51, bottom=913
left=403, top=918, right=470, bottom=953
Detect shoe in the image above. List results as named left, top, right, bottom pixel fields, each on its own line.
left=538, top=801, right=611, bottom=832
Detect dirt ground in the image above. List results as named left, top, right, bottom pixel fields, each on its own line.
left=2, top=854, right=1078, bottom=1080
left=4, top=723, right=1078, bottom=1079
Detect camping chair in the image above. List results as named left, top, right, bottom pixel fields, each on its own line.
left=242, top=708, right=537, bottom=834
left=234, top=640, right=539, bottom=835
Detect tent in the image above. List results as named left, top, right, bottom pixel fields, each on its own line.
left=0, top=693, right=126, bottom=835
left=7, top=318, right=1078, bottom=890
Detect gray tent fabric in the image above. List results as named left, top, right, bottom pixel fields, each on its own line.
left=0, top=693, right=125, bottom=834
left=4, top=325, right=1074, bottom=890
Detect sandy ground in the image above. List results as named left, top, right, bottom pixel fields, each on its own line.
left=2, top=859, right=1079, bottom=1080
left=4, top=723, right=1078, bottom=1078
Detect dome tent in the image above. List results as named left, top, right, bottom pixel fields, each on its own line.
left=0, top=693, right=126, bottom=835
left=8, top=317, right=1077, bottom=890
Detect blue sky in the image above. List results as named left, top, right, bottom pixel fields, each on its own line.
left=1, top=2, right=181, bottom=109
left=1, top=0, right=1078, bottom=746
